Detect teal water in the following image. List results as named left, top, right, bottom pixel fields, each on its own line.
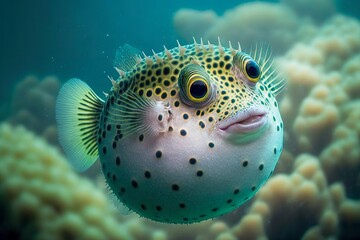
left=0, top=0, right=360, bottom=239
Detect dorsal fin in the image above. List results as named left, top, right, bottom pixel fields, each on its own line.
left=113, top=44, right=142, bottom=72
left=56, top=78, right=104, bottom=172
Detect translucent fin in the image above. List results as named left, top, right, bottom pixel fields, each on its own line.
left=106, top=90, right=172, bottom=138
left=113, top=44, right=142, bottom=72
left=56, top=78, right=104, bottom=172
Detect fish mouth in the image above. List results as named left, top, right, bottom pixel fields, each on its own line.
left=218, top=107, right=269, bottom=134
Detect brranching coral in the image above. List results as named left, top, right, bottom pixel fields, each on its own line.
left=273, top=14, right=360, bottom=240
left=0, top=123, right=133, bottom=239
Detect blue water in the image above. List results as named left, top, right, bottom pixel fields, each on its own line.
left=0, top=0, right=357, bottom=105
left=1, top=0, right=264, bottom=101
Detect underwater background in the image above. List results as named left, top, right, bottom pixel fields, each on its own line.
left=1, top=0, right=360, bottom=239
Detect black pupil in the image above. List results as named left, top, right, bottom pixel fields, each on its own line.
left=246, top=60, right=260, bottom=79
left=190, top=80, right=207, bottom=99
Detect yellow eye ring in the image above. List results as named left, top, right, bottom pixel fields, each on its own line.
left=243, top=58, right=261, bottom=82
left=178, top=63, right=215, bottom=108
left=233, top=52, right=261, bottom=83
left=186, top=76, right=210, bottom=102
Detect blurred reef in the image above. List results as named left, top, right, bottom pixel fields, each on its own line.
left=1, top=0, right=360, bottom=239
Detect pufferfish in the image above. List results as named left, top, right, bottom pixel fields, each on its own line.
left=56, top=39, right=285, bottom=224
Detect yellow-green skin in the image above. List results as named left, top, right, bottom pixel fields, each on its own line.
left=98, top=44, right=283, bottom=223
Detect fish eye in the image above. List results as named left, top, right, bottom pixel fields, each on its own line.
left=233, top=52, right=261, bottom=83
left=244, top=59, right=260, bottom=82
left=178, top=64, right=215, bottom=107
left=189, top=78, right=208, bottom=101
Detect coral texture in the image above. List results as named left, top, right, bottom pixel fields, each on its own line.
left=281, top=0, right=336, bottom=23
left=7, top=75, right=61, bottom=147
left=278, top=15, right=360, bottom=158
left=0, top=123, right=133, bottom=240
left=174, top=2, right=302, bottom=54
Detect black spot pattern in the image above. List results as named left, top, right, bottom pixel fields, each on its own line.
left=259, top=164, right=264, bottom=171
left=145, top=171, right=151, bottom=178
left=132, top=180, right=138, bottom=188
left=98, top=43, right=284, bottom=224
left=172, top=184, right=179, bottom=191
left=156, top=150, right=162, bottom=158
left=180, top=129, right=187, bottom=136
left=116, top=156, right=121, bottom=166
left=189, top=158, right=196, bottom=165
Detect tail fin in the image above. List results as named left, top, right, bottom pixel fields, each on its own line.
left=56, top=78, right=104, bottom=172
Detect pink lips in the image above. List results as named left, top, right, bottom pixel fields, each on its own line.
left=218, top=107, right=268, bottom=134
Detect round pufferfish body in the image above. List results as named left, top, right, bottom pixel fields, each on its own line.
left=56, top=40, right=285, bottom=224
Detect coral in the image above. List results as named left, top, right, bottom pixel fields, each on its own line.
left=173, top=2, right=320, bottom=54
left=242, top=155, right=339, bottom=240
left=173, top=2, right=297, bottom=54
left=0, top=123, right=133, bottom=239
left=7, top=75, right=61, bottom=147
left=281, top=0, right=336, bottom=23
left=278, top=15, right=360, bottom=155
left=268, top=14, right=360, bottom=238
left=341, top=53, right=360, bottom=98
left=173, top=9, right=218, bottom=42
left=319, top=101, right=360, bottom=197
